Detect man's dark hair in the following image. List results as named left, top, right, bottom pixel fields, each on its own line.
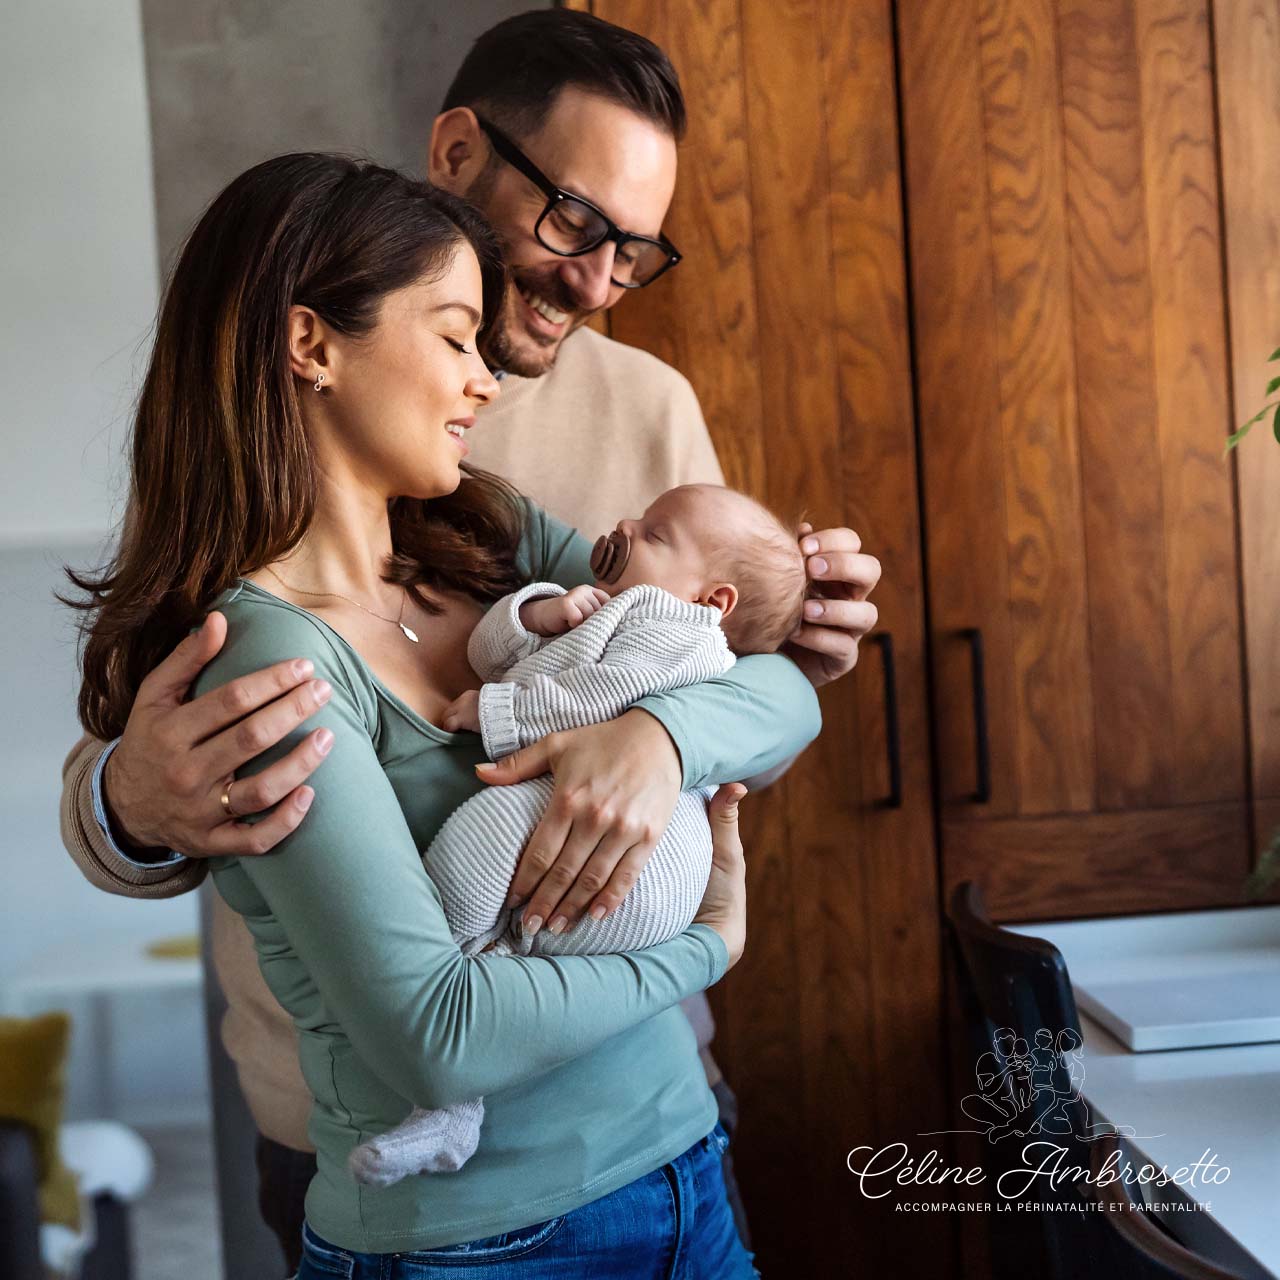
left=442, top=9, right=686, bottom=142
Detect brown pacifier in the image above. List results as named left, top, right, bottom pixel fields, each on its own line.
left=590, top=530, right=632, bottom=584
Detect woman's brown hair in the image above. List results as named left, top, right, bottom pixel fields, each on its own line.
left=66, top=153, right=522, bottom=740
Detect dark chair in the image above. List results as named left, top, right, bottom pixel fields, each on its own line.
left=947, top=882, right=1097, bottom=1279
left=0, top=1119, right=134, bottom=1280
left=1085, top=1132, right=1245, bottom=1279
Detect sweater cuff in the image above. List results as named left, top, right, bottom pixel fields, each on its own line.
left=478, top=682, right=521, bottom=761
left=91, top=741, right=186, bottom=869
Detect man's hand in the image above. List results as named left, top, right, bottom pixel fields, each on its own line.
left=785, top=522, right=881, bottom=687
left=102, top=611, right=333, bottom=858
left=440, top=689, right=482, bottom=734
left=519, top=584, right=611, bottom=636
left=475, top=709, right=682, bottom=936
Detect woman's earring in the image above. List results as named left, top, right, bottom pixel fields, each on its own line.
left=314, top=372, right=326, bottom=392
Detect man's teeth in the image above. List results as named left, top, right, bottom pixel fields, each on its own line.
left=521, top=288, right=568, bottom=324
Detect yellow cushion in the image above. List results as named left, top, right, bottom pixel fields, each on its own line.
left=0, top=1012, right=80, bottom=1230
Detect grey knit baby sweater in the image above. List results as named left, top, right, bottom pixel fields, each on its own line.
left=426, top=581, right=735, bottom=957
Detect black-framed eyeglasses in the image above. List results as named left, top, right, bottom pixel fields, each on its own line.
left=475, top=116, right=681, bottom=289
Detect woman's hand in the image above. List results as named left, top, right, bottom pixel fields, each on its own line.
left=785, top=522, right=881, bottom=687
left=693, top=784, right=748, bottom=969
left=475, top=709, right=682, bottom=936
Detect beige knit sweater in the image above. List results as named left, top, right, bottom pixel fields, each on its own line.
left=59, top=327, right=727, bottom=1152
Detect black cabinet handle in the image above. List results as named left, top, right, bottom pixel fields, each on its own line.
left=960, top=628, right=990, bottom=804
left=870, top=633, right=902, bottom=809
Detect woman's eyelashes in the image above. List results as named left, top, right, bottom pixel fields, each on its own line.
left=442, top=335, right=473, bottom=355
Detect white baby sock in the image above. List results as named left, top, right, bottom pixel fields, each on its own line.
left=348, top=1098, right=485, bottom=1187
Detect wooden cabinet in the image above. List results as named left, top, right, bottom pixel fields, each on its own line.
left=569, top=0, right=1276, bottom=1275
left=899, top=0, right=1251, bottom=922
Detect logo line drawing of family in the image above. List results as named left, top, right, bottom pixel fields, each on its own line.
left=958, top=1027, right=1140, bottom=1145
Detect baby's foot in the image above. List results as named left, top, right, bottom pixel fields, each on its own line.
left=348, top=1099, right=485, bottom=1187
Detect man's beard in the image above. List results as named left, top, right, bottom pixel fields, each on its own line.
left=481, top=267, right=596, bottom=379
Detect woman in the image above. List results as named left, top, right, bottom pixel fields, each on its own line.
left=70, top=155, right=817, bottom=1275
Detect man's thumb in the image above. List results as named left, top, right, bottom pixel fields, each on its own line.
left=476, top=741, right=552, bottom=786
left=153, top=610, right=228, bottom=700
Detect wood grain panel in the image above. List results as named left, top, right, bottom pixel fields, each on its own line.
left=1135, top=0, right=1245, bottom=806
left=816, top=1, right=949, bottom=1266
left=587, top=2, right=824, bottom=1269
left=737, top=0, right=877, bottom=1267
left=975, top=0, right=1096, bottom=814
left=943, top=801, right=1249, bottom=921
left=1213, top=0, right=1280, bottom=809
left=1058, top=0, right=1176, bottom=809
left=898, top=0, right=1020, bottom=817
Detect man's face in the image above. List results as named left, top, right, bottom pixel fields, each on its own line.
left=461, top=88, right=678, bottom=378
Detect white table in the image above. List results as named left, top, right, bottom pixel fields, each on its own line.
left=1014, top=911, right=1280, bottom=1280
left=1079, top=1012, right=1280, bottom=1280
left=0, top=936, right=202, bottom=1116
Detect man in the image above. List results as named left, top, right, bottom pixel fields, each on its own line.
left=61, top=10, right=879, bottom=1270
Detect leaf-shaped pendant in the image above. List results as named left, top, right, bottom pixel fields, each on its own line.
left=400, top=623, right=419, bottom=643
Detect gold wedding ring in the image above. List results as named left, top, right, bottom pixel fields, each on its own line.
left=219, top=782, right=240, bottom=820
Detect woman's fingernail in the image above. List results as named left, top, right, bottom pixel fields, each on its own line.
left=524, top=915, right=544, bottom=938
left=475, top=762, right=497, bottom=773
left=316, top=729, right=334, bottom=754
left=589, top=904, right=607, bottom=922
left=296, top=789, right=314, bottom=812
left=804, top=600, right=825, bottom=620
left=802, top=537, right=820, bottom=554
left=548, top=915, right=568, bottom=935
left=505, top=891, right=521, bottom=908
left=810, top=556, right=828, bottom=576
left=293, top=659, right=314, bottom=679
left=313, top=679, right=332, bottom=702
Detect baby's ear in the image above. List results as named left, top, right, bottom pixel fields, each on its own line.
left=702, top=583, right=738, bottom=618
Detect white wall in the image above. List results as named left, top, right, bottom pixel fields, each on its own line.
left=0, top=0, right=204, bottom=1126
left=1, top=0, right=160, bottom=546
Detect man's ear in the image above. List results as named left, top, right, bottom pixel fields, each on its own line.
left=287, top=306, right=330, bottom=386
left=428, top=107, right=488, bottom=194
left=701, top=583, right=738, bottom=618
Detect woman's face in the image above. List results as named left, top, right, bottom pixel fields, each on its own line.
left=314, top=245, right=500, bottom=500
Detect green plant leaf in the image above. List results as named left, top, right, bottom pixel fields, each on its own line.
left=1270, top=347, right=1280, bottom=362
left=1225, top=421, right=1255, bottom=453
left=1274, top=402, right=1280, bottom=445
left=1268, top=375, right=1280, bottom=396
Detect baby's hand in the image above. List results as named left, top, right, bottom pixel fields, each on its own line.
left=520, top=585, right=611, bottom=636
left=441, top=689, right=481, bottom=734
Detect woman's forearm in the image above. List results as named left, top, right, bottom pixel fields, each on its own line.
left=635, top=653, right=821, bottom=788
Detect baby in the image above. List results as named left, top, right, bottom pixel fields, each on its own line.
left=348, top=484, right=808, bottom=1187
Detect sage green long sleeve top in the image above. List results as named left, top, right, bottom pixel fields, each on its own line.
left=200, top=503, right=820, bottom=1253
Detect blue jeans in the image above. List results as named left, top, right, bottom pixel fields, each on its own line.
left=295, top=1124, right=758, bottom=1279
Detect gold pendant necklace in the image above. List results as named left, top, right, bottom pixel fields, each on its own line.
left=262, top=565, right=420, bottom=643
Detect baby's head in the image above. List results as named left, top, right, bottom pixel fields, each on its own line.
left=591, top=484, right=807, bottom=656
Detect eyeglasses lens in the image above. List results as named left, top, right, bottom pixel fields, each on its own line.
left=536, top=198, right=671, bottom=287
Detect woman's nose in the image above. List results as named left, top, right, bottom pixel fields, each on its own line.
left=466, top=358, right=501, bottom=407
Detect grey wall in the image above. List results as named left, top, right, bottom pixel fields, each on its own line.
left=142, top=0, right=540, bottom=268
left=1, top=0, right=159, bottom=544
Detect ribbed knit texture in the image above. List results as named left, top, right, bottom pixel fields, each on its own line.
left=471, top=582, right=735, bottom=762
left=348, top=583, right=735, bottom=1187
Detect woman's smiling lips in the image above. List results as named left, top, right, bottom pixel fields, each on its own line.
left=445, top=416, right=474, bottom=456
